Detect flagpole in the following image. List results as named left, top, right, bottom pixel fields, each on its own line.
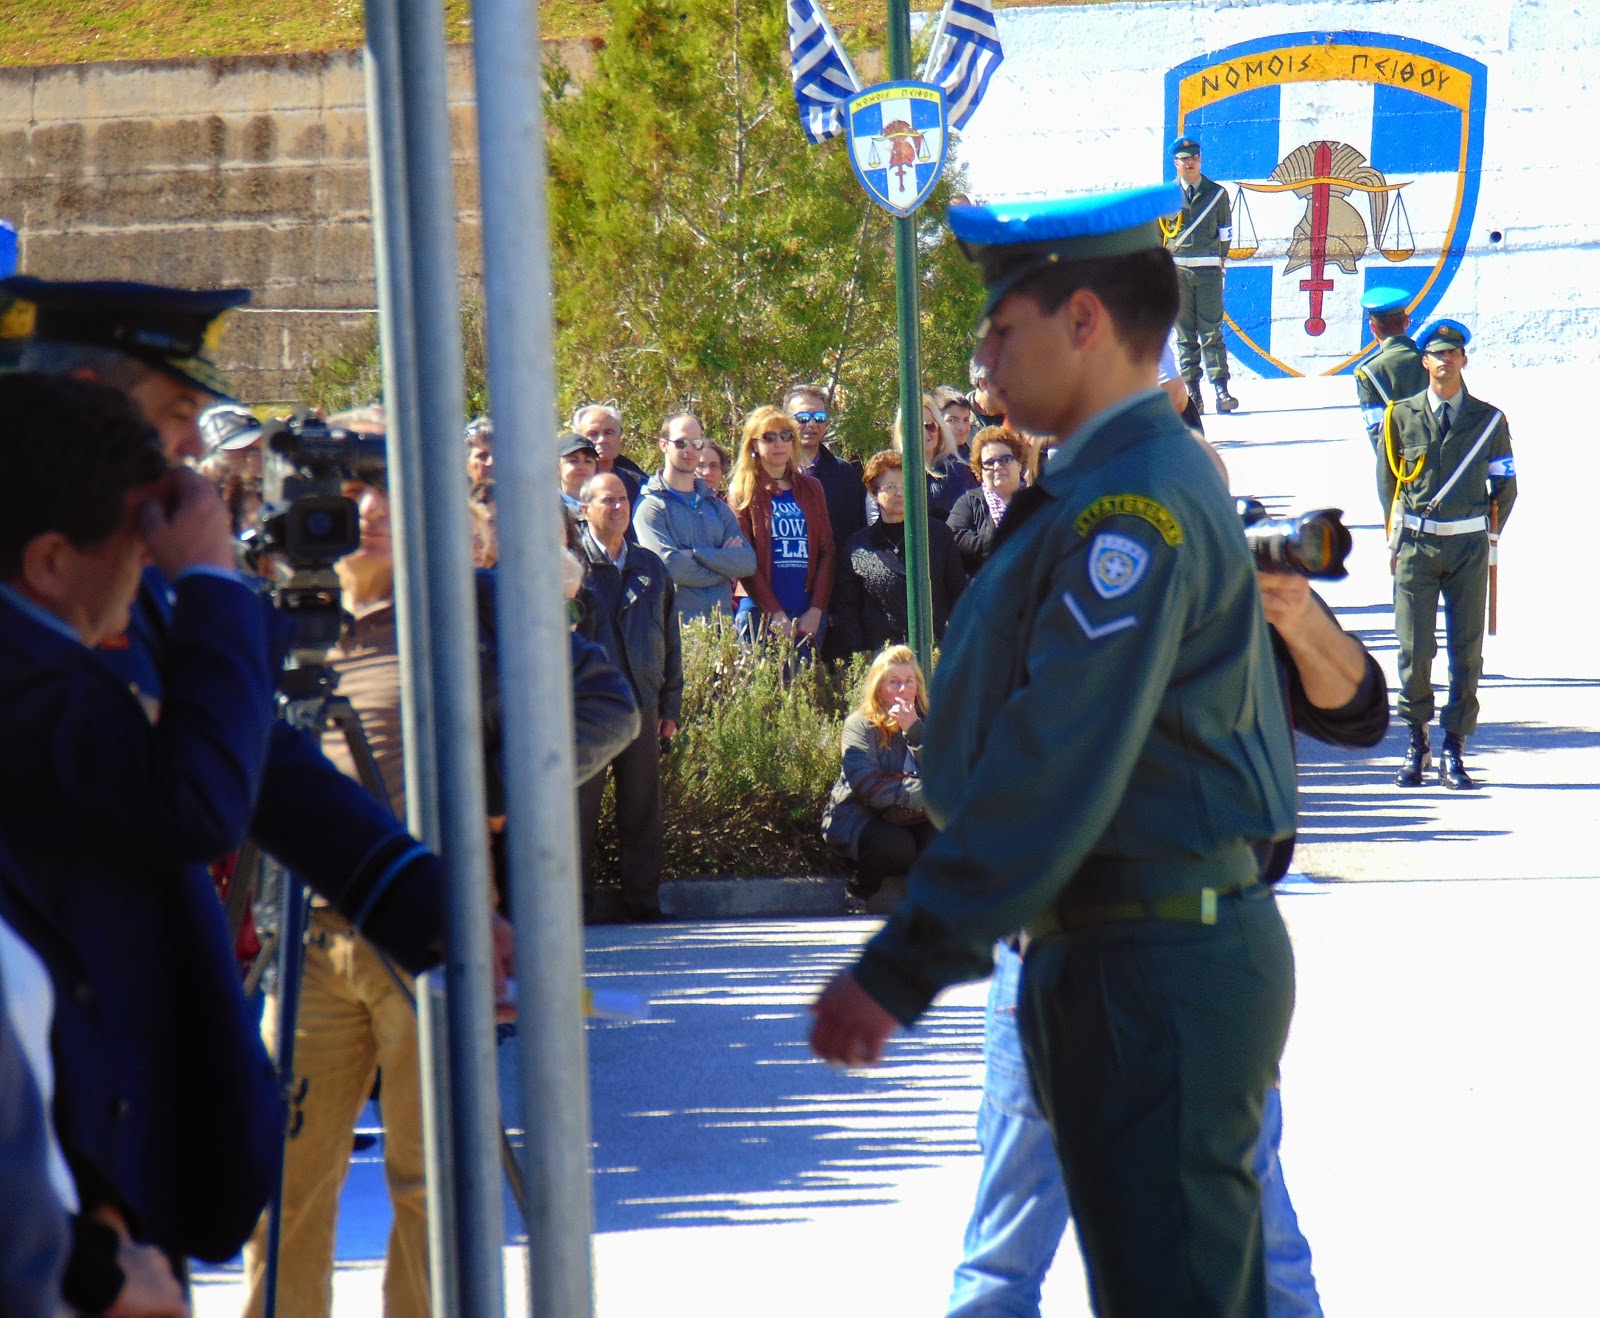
left=887, top=0, right=935, bottom=673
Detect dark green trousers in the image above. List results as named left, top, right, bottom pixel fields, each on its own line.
left=1394, top=530, right=1489, bottom=735
left=1018, top=884, right=1294, bottom=1318
left=1176, top=266, right=1231, bottom=384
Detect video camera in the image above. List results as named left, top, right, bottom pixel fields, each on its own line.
left=241, top=412, right=388, bottom=658
left=1236, top=499, right=1352, bottom=580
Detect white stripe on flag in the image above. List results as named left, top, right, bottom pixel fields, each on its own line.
left=929, top=0, right=1004, bottom=129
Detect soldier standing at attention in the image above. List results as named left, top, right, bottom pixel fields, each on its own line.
left=810, top=183, right=1299, bottom=1318
left=1382, top=320, right=1516, bottom=791
left=1167, top=136, right=1239, bottom=415
left=1354, top=287, right=1427, bottom=507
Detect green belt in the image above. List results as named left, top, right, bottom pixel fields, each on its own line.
left=1044, top=874, right=1260, bottom=934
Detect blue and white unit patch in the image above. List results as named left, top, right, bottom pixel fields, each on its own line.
left=1488, top=456, right=1514, bottom=478
left=1088, top=532, right=1150, bottom=600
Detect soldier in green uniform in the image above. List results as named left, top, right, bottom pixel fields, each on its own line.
left=1381, top=319, right=1516, bottom=790
left=1354, top=287, right=1427, bottom=509
left=1166, top=137, right=1238, bottom=414
left=810, top=184, right=1299, bottom=1318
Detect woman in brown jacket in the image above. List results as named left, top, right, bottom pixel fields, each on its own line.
left=727, top=404, right=836, bottom=653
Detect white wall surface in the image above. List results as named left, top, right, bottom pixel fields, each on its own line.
left=942, top=0, right=1599, bottom=374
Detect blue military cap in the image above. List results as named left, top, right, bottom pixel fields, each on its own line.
left=0, top=275, right=250, bottom=400
left=1417, top=318, right=1471, bottom=354
left=1360, top=286, right=1411, bottom=316
left=0, top=220, right=16, bottom=280
left=1171, top=137, right=1201, bottom=158
left=949, top=183, right=1185, bottom=318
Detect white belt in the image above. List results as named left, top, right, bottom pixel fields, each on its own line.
left=1402, top=513, right=1487, bottom=536
left=1173, top=255, right=1222, bottom=268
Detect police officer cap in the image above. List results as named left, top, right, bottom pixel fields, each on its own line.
left=949, top=183, right=1184, bottom=318
left=0, top=275, right=250, bottom=401
left=1360, top=286, right=1411, bottom=316
left=558, top=432, right=598, bottom=459
left=1417, top=319, right=1471, bottom=354
left=1171, top=137, right=1202, bottom=158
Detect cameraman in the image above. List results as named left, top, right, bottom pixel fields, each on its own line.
left=0, top=278, right=514, bottom=1261
left=945, top=437, right=1386, bottom=1318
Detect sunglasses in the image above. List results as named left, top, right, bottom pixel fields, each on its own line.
left=980, top=454, right=1018, bottom=470
left=668, top=437, right=710, bottom=451
left=792, top=410, right=829, bottom=424
left=759, top=430, right=796, bottom=444
left=923, top=421, right=940, bottom=434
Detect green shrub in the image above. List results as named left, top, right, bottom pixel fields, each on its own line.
left=589, top=615, right=869, bottom=879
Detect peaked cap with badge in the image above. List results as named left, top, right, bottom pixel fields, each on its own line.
left=0, top=276, right=249, bottom=401
left=852, top=186, right=1300, bottom=1315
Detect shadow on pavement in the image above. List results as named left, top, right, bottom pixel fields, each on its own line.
left=499, top=922, right=983, bottom=1237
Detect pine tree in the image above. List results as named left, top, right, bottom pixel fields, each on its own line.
left=544, top=0, right=986, bottom=462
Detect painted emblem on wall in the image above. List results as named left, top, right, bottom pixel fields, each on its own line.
left=846, top=81, right=948, bottom=217
left=1164, top=33, right=1487, bottom=378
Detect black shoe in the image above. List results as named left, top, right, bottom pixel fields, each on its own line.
left=1186, top=381, right=1205, bottom=415
left=352, top=1132, right=379, bottom=1154
left=1394, top=723, right=1431, bottom=787
left=1214, top=384, right=1239, bottom=414
left=1439, top=733, right=1476, bottom=790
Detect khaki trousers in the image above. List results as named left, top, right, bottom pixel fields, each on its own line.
left=242, top=908, right=430, bottom=1318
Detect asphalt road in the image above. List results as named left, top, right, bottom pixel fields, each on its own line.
left=196, top=365, right=1600, bottom=1316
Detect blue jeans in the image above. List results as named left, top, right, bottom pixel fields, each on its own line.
left=946, top=945, right=1322, bottom=1318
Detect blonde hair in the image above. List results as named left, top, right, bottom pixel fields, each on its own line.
left=728, top=405, right=799, bottom=512
left=856, top=644, right=930, bottom=745
left=892, top=393, right=957, bottom=465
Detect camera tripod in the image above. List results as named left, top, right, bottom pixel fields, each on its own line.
left=231, top=661, right=528, bottom=1317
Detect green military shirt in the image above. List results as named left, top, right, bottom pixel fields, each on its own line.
left=1165, top=175, right=1233, bottom=264
left=853, top=391, right=1297, bottom=1025
left=1354, top=336, right=1427, bottom=447
left=1379, top=388, right=1517, bottom=535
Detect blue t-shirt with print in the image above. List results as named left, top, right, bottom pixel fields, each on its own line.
left=768, top=490, right=811, bottom=618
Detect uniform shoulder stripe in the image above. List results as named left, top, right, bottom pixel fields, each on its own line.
left=1072, top=494, right=1183, bottom=546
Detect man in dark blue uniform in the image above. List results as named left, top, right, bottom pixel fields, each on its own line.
left=0, top=277, right=513, bottom=1260
left=811, top=186, right=1299, bottom=1317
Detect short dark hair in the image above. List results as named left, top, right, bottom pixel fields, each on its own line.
left=1369, top=309, right=1409, bottom=338
left=0, top=373, right=168, bottom=579
left=782, top=382, right=829, bottom=411
left=1016, top=247, right=1180, bottom=365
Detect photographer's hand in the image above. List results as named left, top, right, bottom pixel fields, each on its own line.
left=1257, top=573, right=1367, bottom=710
left=138, top=467, right=237, bottom=577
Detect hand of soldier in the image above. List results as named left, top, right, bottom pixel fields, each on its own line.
left=1389, top=551, right=1398, bottom=576
left=809, top=969, right=898, bottom=1067
left=138, top=466, right=237, bottom=576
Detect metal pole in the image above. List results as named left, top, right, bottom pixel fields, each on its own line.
left=362, top=6, right=458, bottom=1310
left=390, top=5, right=508, bottom=1314
left=888, top=0, right=934, bottom=671
left=468, top=3, right=597, bottom=1316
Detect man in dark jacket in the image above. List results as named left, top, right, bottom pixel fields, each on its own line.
left=784, top=384, right=866, bottom=662
left=577, top=473, right=684, bottom=922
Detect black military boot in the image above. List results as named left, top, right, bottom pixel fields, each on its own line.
left=1186, top=380, right=1205, bottom=414
left=1439, top=732, right=1476, bottom=790
left=1394, top=722, right=1430, bottom=787
left=1214, top=381, right=1240, bottom=414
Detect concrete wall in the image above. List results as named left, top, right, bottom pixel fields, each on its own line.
left=950, top=0, right=1600, bottom=377
left=0, top=46, right=552, bottom=402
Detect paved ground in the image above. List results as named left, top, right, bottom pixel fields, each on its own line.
left=195, top=365, right=1600, bottom=1315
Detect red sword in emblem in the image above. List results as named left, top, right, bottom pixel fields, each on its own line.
left=1298, top=141, right=1335, bottom=337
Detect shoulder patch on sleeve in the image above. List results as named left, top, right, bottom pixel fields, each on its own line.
left=1072, top=494, right=1183, bottom=546
left=1087, top=532, right=1150, bottom=599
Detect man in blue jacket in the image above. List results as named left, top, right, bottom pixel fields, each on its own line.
left=0, top=372, right=285, bottom=1264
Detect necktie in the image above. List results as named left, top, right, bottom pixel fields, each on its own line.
left=1439, top=402, right=1452, bottom=436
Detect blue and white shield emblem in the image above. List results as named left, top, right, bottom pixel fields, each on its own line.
left=846, top=81, right=948, bottom=218
left=1088, top=533, right=1150, bottom=600
left=1163, top=33, right=1487, bottom=379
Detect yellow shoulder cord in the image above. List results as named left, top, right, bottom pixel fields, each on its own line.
left=1383, top=402, right=1424, bottom=542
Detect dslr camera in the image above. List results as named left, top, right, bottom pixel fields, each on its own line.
left=1236, top=499, right=1352, bottom=580
left=241, top=412, right=388, bottom=657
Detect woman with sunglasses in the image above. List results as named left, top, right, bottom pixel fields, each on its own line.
left=727, top=406, right=836, bottom=651
left=894, top=393, right=978, bottom=522
left=947, top=425, right=1029, bottom=574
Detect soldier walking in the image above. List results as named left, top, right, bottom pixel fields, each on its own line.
left=1354, top=287, right=1427, bottom=509
left=1167, top=137, right=1239, bottom=414
left=1381, top=320, right=1517, bottom=790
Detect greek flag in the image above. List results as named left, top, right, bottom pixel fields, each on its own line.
left=925, top=0, right=1004, bottom=130
left=787, top=0, right=861, bottom=144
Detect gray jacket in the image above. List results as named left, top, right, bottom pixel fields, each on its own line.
left=821, top=712, right=924, bottom=859
left=634, top=475, right=755, bottom=623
